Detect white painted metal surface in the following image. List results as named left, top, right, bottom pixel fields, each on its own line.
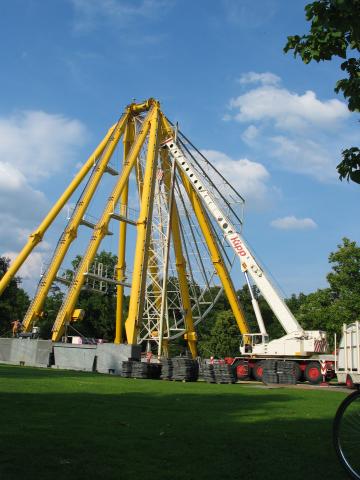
left=336, top=322, right=360, bottom=384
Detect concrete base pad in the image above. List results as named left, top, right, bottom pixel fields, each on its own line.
left=53, top=343, right=97, bottom=372
left=0, top=338, right=52, bottom=367
left=0, top=338, right=142, bottom=375
left=96, top=343, right=141, bottom=374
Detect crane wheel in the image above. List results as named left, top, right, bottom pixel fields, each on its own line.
left=252, top=361, right=265, bottom=381
left=305, top=362, right=322, bottom=385
left=233, top=360, right=249, bottom=380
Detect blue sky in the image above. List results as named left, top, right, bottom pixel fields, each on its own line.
left=0, top=0, right=359, bottom=297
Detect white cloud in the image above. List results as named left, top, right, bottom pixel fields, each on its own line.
left=226, top=72, right=353, bottom=182
left=270, top=135, right=337, bottom=181
left=0, top=110, right=87, bottom=277
left=241, top=124, right=259, bottom=144
left=230, top=85, right=349, bottom=132
left=270, top=216, right=317, bottom=230
left=0, top=110, right=87, bottom=181
left=3, top=251, right=46, bottom=280
left=201, top=149, right=274, bottom=209
left=238, top=72, right=281, bottom=86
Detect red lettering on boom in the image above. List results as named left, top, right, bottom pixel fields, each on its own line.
left=230, top=235, right=246, bottom=256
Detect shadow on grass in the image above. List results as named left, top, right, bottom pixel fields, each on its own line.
left=0, top=365, right=348, bottom=480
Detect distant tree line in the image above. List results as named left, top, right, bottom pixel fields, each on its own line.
left=0, top=238, right=359, bottom=357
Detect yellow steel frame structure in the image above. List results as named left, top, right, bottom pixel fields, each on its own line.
left=23, top=112, right=130, bottom=332
left=52, top=103, right=157, bottom=341
left=124, top=108, right=160, bottom=344
left=1, top=97, right=248, bottom=357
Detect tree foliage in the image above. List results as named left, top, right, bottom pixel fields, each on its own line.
left=198, top=310, right=242, bottom=358
left=284, top=0, right=360, bottom=183
left=0, top=257, right=30, bottom=335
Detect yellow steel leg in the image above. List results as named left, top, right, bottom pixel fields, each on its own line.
left=115, top=118, right=134, bottom=344
left=0, top=124, right=117, bottom=297
left=161, top=116, right=249, bottom=336
left=125, top=109, right=161, bottom=344
left=23, top=112, right=130, bottom=332
left=135, top=158, right=162, bottom=314
left=51, top=103, right=158, bottom=341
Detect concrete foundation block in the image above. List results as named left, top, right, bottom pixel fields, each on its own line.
left=0, top=338, right=52, bottom=367
left=53, top=343, right=97, bottom=371
left=96, top=343, right=141, bottom=374
left=0, top=338, right=13, bottom=362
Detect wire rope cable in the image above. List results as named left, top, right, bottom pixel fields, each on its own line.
left=333, top=388, right=360, bottom=479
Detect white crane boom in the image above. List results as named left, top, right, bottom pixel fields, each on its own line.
left=163, top=137, right=304, bottom=336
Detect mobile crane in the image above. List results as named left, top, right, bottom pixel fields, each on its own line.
left=162, top=135, right=334, bottom=384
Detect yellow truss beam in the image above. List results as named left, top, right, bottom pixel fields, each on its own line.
left=114, top=118, right=134, bottom=344
left=125, top=108, right=160, bottom=344
left=51, top=103, right=158, bottom=341
left=135, top=153, right=162, bottom=315
left=23, top=112, right=130, bottom=332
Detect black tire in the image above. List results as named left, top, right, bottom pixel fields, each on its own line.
left=304, top=361, right=322, bottom=385
left=333, top=390, right=360, bottom=479
left=252, top=361, right=265, bottom=381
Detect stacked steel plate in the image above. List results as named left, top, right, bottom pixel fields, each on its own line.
left=202, top=362, right=236, bottom=384
left=121, top=360, right=133, bottom=378
left=172, top=357, right=199, bottom=381
left=276, top=361, right=297, bottom=385
left=160, top=358, right=174, bottom=380
left=121, top=360, right=162, bottom=379
left=160, top=357, right=198, bottom=381
left=262, top=359, right=279, bottom=384
left=128, top=361, right=149, bottom=379
left=202, top=363, right=216, bottom=383
left=262, top=360, right=297, bottom=385
left=212, top=363, right=236, bottom=384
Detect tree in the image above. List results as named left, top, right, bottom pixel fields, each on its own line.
left=198, top=310, right=242, bottom=358
left=284, top=0, right=360, bottom=183
left=0, top=257, right=30, bottom=335
left=294, top=238, right=360, bottom=346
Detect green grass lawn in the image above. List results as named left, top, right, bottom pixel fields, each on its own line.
left=0, top=364, right=350, bottom=480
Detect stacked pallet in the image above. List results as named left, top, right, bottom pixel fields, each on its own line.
left=121, top=360, right=162, bottom=379
left=160, top=358, right=174, bottom=380
left=213, top=363, right=236, bottom=384
left=160, top=357, right=199, bottom=382
left=202, top=362, right=236, bottom=384
left=202, top=364, right=216, bottom=383
left=277, top=361, right=297, bottom=385
left=121, top=360, right=133, bottom=378
left=262, top=360, right=297, bottom=385
left=172, top=357, right=199, bottom=381
left=262, top=360, right=279, bottom=384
